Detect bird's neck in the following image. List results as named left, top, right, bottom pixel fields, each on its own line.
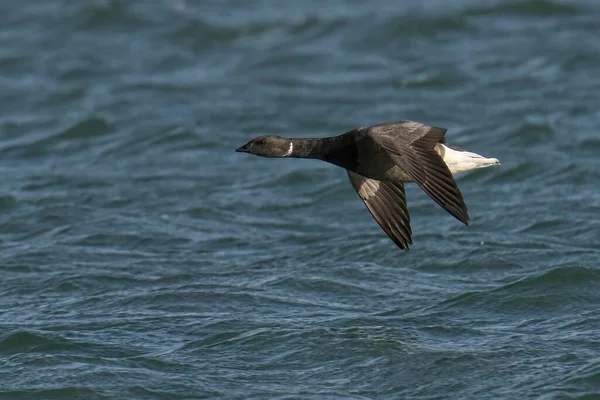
left=287, top=137, right=334, bottom=159
left=287, top=133, right=358, bottom=170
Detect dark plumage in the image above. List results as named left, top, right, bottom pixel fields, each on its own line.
left=236, top=120, right=500, bottom=250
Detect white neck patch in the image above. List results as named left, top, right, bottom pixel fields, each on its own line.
left=283, top=142, right=293, bottom=157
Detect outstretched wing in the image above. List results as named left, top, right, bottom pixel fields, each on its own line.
left=347, top=170, right=412, bottom=250
left=367, top=121, right=470, bottom=225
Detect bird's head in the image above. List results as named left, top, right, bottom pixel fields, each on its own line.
left=235, top=135, right=293, bottom=158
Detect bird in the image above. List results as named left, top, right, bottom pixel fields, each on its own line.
left=235, top=120, right=500, bottom=250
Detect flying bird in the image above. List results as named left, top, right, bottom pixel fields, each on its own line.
left=235, top=120, right=500, bottom=250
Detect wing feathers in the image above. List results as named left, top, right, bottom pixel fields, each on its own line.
left=368, top=121, right=470, bottom=225
left=347, top=171, right=412, bottom=250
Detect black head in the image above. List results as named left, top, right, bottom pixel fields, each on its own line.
left=235, top=135, right=293, bottom=158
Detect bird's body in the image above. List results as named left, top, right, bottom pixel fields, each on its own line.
left=236, top=120, right=500, bottom=250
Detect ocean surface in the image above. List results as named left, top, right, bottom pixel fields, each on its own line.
left=1, top=1, right=599, bottom=399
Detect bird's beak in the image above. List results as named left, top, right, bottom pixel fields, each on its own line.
left=235, top=142, right=250, bottom=153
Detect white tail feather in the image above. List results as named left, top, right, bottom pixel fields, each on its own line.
left=435, top=144, right=500, bottom=175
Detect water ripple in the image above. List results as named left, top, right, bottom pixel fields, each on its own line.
left=1, top=0, right=600, bottom=399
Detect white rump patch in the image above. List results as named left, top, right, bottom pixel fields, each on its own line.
left=436, top=144, right=500, bottom=175
left=283, top=142, right=293, bottom=157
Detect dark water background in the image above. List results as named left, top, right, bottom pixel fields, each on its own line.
left=1, top=1, right=600, bottom=399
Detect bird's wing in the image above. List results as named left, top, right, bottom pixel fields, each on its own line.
left=367, top=121, right=470, bottom=225
left=347, top=170, right=412, bottom=250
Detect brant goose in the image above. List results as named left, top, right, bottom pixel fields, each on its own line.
left=236, top=120, right=500, bottom=250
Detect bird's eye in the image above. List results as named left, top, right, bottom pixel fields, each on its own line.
left=258, top=139, right=266, bottom=145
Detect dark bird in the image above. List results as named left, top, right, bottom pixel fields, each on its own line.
left=235, top=120, right=500, bottom=250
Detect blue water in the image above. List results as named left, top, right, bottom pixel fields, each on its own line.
left=1, top=1, right=600, bottom=399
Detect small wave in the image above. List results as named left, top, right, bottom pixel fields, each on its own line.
left=504, top=121, right=555, bottom=147
left=464, top=0, right=584, bottom=17
left=170, top=12, right=356, bottom=52
left=559, top=358, right=600, bottom=391
left=518, top=216, right=570, bottom=233
left=36, top=86, right=87, bottom=108
left=437, top=266, right=600, bottom=314
left=250, top=168, right=320, bottom=189
left=184, top=327, right=292, bottom=352
left=358, top=12, right=472, bottom=47
left=484, top=160, right=541, bottom=183
left=531, top=355, right=600, bottom=397
left=97, top=125, right=218, bottom=162
left=0, top=330, right=76, bottom=354
left=0, top=194, right=18, bottom=211
left=578, top=137, right=600, bottom=150
left=68, top=231, right=192, bottom=251
left=268, top=275, right=380, bottom=297
left=395, top=74, right=465, bottom=90
left=169, top=18, right=274, bottom=51
left=69, top=1, right=150, bottom=31
left=0, top=387, right=109, bottom=400
left=55, top=117, right=114, bottom=141
left=0, top=117, right=113, bottom=159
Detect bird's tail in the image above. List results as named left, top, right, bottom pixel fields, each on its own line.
left=435, top=144, right=500, bottom=175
